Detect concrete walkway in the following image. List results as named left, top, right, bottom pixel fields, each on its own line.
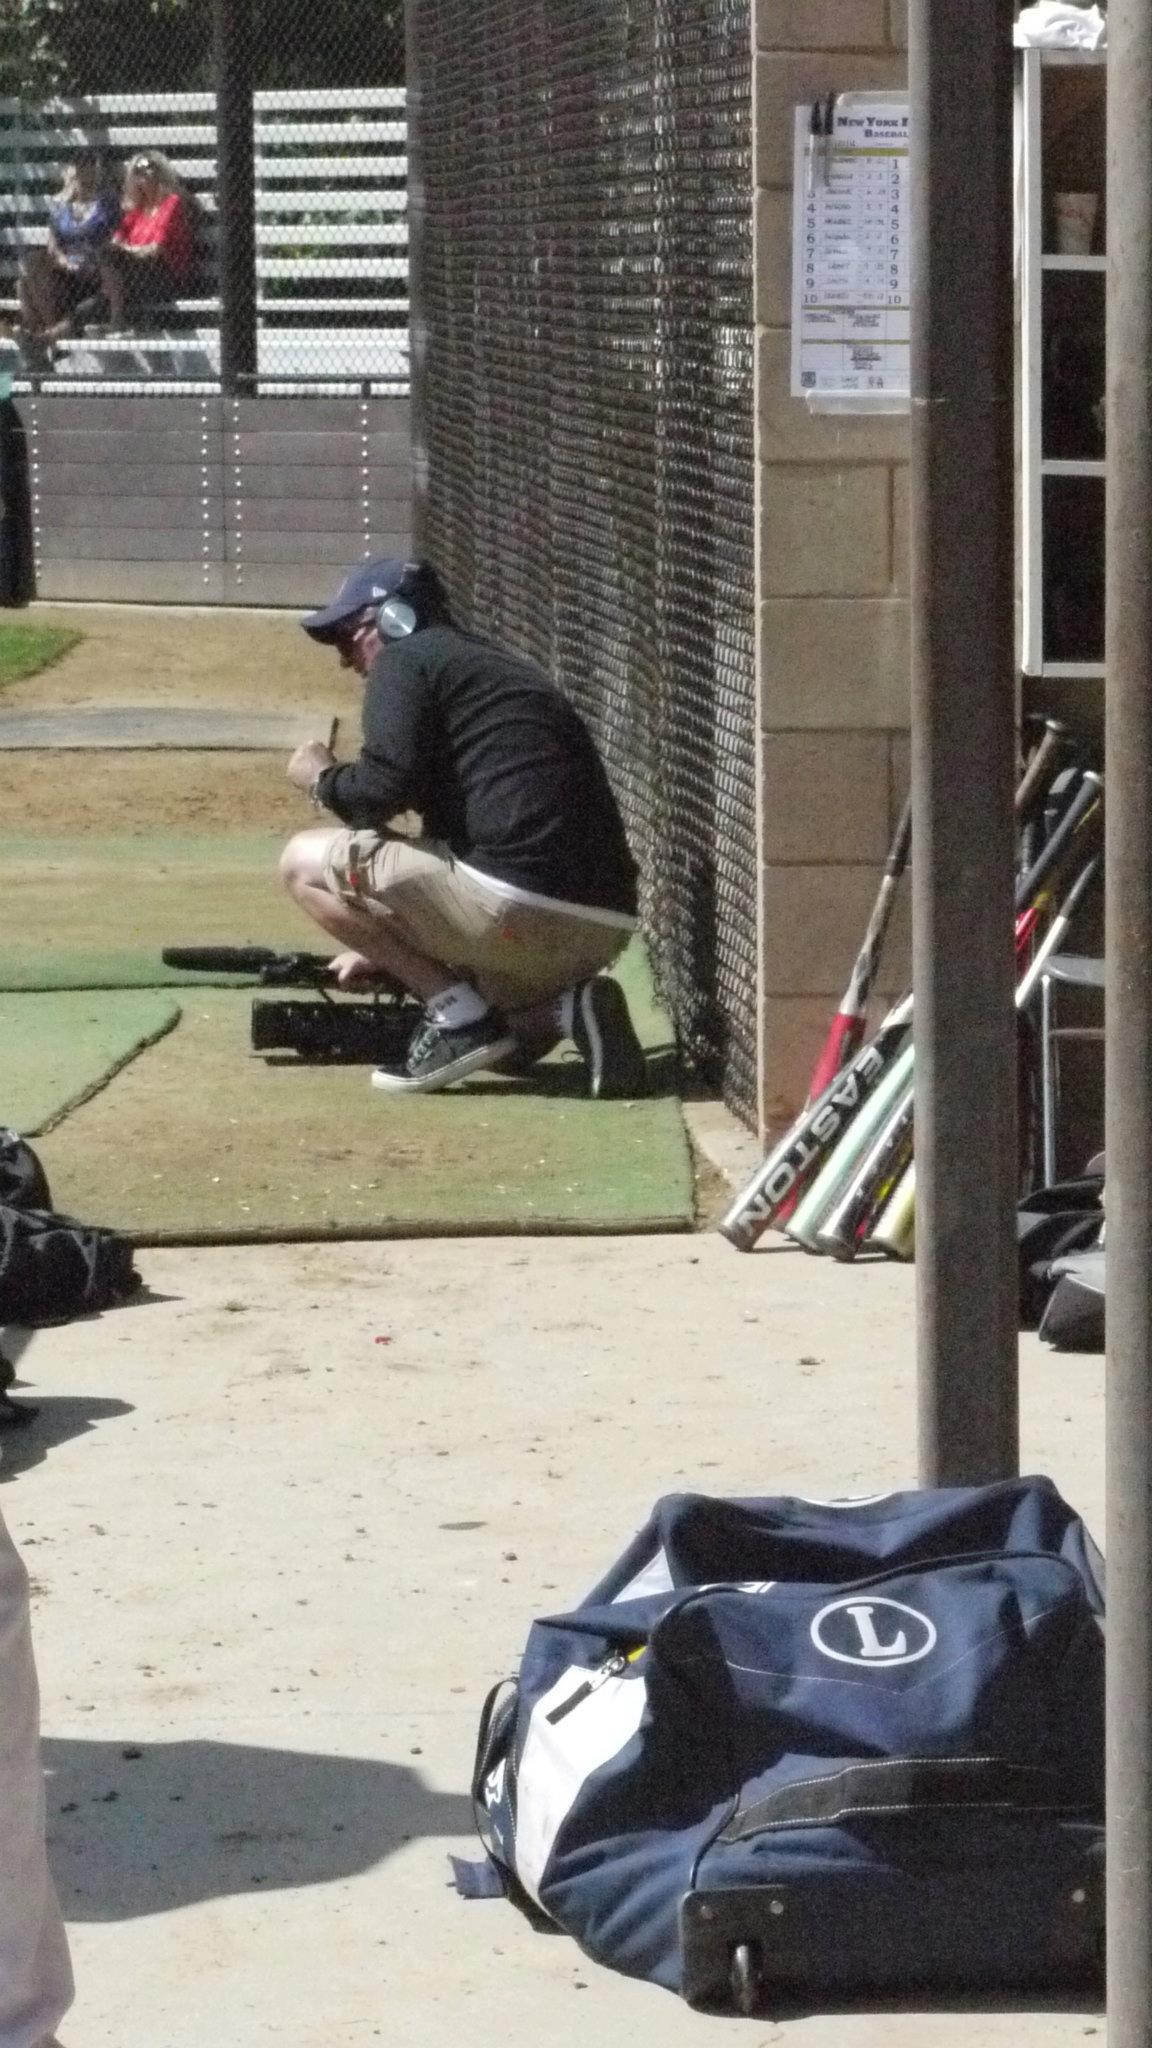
left=2, top=1232, right=1105, bottom=2048
left=0, top=709, right=323, bottom=750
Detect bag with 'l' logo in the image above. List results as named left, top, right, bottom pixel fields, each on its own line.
left=468, top=1478, right=1105, bottom=2015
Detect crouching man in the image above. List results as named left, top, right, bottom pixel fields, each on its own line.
left=282, top=557, right=647, bottom=1098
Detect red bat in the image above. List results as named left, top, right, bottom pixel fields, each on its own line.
left=802, top=720, right=1072, bottom=1110
left=804, top=791, right=912, bottom=1107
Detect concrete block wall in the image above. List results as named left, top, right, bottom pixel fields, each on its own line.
left=753, top=0, right=910, bottom=1136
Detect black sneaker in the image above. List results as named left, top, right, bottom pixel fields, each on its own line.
left=370, top=1011, right=515, bottom=1095
left=571, top=977, right=647, bottom=1100
left=490, top=1031, right=562, bottom=1078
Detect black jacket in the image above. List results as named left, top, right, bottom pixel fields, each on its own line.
left=314, top=625, right=638, bottom=915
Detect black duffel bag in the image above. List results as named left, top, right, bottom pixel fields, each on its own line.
left=0, top=1204, right=140, bottom=1324
left=0, top=1126, right=52, bottom=1210
left=1017, top=1173, right=1104, bottom=1329
left=1040, top=1247, right=1106, bottom=1354
left=0, top=1128, right=140, bottom=1324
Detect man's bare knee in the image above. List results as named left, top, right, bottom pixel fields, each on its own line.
left=278, top=837, right=310, bottom=893
left=280, top=829, right=334, bottom=894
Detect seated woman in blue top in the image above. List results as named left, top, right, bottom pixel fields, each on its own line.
left=17, top=149, right=120, bottom=365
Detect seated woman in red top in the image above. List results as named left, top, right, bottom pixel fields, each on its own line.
left=99, top=151, right=195, bottom=332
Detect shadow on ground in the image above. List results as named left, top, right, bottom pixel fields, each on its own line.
left=0, top=1394, right=135, bottom=1479
left=1, top=1289, right=177, bottom=1475
left=466, top=1041, right=680, bottom=1100
left=43, top=1738, right=475, bottom=1918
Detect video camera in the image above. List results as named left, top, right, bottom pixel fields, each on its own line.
left=161, top=947, right=421, bottom=1064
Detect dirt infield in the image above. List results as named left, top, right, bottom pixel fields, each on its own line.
left=9, top=602, right=361, bottom=716
left=5, top=602, right=361, bottom=833
left=7, top=750, right=320, bottom=834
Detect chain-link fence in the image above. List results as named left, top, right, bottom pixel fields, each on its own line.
left=410, top=0, right=757, bottom=1119
left=0, top=0, right=408, bottom=391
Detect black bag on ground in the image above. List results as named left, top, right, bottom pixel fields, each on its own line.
left=1040, top=1248, right=1106, bottom=1353
left=0, top=1129, right=140, bottom=1324
left=0, top=1127, right=52, bottom=1210
left=0, top=1205, right=140, bottom=1324
left=1017, top=1174, right=1104, bottom=1328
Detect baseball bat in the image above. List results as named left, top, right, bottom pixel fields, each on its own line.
left=817, top=852, right=1102, bottom=1260
left=803, top=789, right=912, bottom=1106
left=869, top=1162, right=917, bottom=1259
left=793, top=811, right=1102, bottom=1257
left=872, top=749, right=1079, bottom=1267
left=719, top=764, right=1101, bottom=1253
left=1014, top=850, right=1102, bottom=1009
left=1015, top=769, right=1101, bottom=915
left=786, top=1041, right=915, bottom=1250
left=716, top=994, right=913, bottom=1250
left=816, top=1095, right=915, bottom=1260
left=1015, top=716, right=1071, bottom=827
left=1015, top=720, right=1073, bottom=879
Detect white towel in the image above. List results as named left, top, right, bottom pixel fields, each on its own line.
left=1013, top=3, right=1107, bottom=49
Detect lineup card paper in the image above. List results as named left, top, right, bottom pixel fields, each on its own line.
left=791, top=96, right=910, bottom=403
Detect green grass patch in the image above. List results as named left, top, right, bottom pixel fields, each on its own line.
left=0, top=989, right=181, bottom=1135
left=0, top=621, right=82, bottom=689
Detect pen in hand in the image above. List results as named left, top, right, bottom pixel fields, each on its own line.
left=327, top=716, right=340, bottom=756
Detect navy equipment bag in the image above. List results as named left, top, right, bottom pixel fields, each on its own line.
left=472, top=1478, right=1105, bottom=2014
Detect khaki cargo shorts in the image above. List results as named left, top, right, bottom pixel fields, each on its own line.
left=320, top=827, right=630, bottom=1011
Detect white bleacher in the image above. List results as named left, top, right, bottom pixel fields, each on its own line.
left=0, top=87, right=408, bottom=390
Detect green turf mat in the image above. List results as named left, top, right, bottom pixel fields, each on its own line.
left=36, top=959, right=692, bottom=1241
left=0, top=833, right=306, bottom=990
left=0, top=952, right=260, bottom=990
left=12, top=831, right=693, bottom=1237
left=0, top=990, right=181, bottom=1136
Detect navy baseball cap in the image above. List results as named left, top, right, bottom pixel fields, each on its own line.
left=301, top=556, right=438, bottom=643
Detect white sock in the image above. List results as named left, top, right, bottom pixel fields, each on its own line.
left=428, top=981, right=490, bottom=1029
left=555, top=989, right=577, bottom=1038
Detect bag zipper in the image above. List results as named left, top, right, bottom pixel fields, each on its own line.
left=540, top=1554, right=1081, bottom=1735
left=540, top=1551, right=1086, bottom=1739
left=545, top=1651, right=629, bottom=1725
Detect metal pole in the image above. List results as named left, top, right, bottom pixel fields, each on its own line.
left=213, top=0, right=258, bottom=393
left=1105, top=5, right=1152, bottom=2036
left=909, top=0, right=1019, bottom=1484
left=405, top=0, right=429, bottom=544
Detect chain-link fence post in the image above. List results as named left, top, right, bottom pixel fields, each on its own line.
left=213, top=0, right=257, bottom=391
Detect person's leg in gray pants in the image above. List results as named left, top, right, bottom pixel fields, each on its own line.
left=0, top=1503, right=73, bottom=2048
